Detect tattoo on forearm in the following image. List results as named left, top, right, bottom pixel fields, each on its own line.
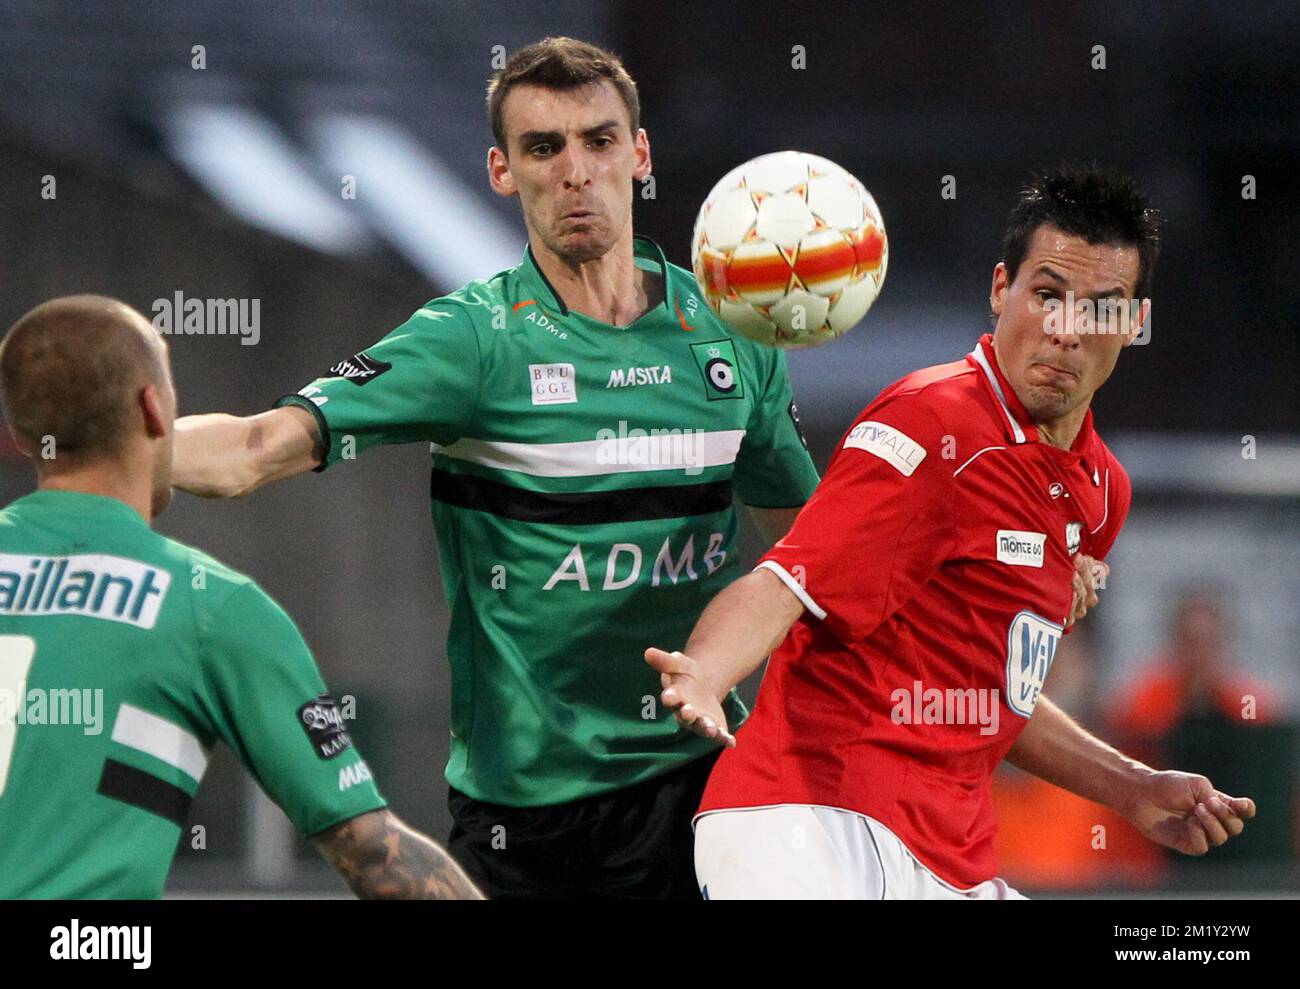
left=315, top=810, right=483, bottom=900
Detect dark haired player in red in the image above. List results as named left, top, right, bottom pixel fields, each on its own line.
left=646, top=165, right=1257, bottom=899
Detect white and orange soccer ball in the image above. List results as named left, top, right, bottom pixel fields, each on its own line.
left=690, top=151, right=888, bottom=348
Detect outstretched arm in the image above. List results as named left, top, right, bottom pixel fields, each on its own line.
left=174, top=405, right=321, bottom=497
left=645, top=567, right=804, bottom=746
left=1007, top=696, right=1256, bottom=855
left=312, top=808, right=484, bottom=900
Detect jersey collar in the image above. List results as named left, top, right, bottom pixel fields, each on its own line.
left=967, top=333, right=1038, bottom=445
left=12, top=488, right=150, bottom=526
left=518, top=235, right=677, bottom=321
left=966, top=333, right=1101, bottom=464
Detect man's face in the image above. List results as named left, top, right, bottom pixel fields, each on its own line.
left=990, top=224, right=1145, bottom=423
left=488, top=81, right=651, bottom=262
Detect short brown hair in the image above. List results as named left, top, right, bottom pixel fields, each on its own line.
left=486, top=37, right=640, bottom=153
left=0, top=295, right=165, bottom=461
left=1002, top=162, right=1162, bottom=301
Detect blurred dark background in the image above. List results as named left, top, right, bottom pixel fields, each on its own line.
left=0, top=0, right=1296, bottom=896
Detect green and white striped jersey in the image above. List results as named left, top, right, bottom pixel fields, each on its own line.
left=278, top=236, right=820, bottom=806
left=0, top=490, right=386, bottom=898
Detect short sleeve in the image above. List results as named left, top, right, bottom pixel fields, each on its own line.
left=275, top=301, right=482, bottom=469
left=731, top=347, right=820, bottom=508
left=757, top=393, right=957, bottom=644
left=197, top=582, right=386, bottom=837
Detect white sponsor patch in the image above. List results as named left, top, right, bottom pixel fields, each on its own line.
left=529, top=363, right=578, bottom=405
left=0, top=553, right=171, bottom=629
left=1065, top=521, right=1082, bottom=556
left=1004, top=610, right=1062, bottom=718
left=842, top=420, right=927, bottom=476
left=995, top=530, right=1046, bottom=568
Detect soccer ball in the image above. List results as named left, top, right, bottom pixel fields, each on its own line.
left=690, top=151, right=888, bottom=348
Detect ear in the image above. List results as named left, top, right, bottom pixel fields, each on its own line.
left=989, top=262, right=1009, bottom=317
left=632, top=128, right=652, bottom=182
left=1123, top=297, right=1151, bottom=347
left=139, top=384, right=167, bottom=440
left=6, top=423, right=34, bottom=460
left=487, top=145, right=517, bottom=198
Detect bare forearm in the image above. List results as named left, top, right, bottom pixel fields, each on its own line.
left=686, top=568, right=804, bottom=700
left=1006, top=695, right=1153, bottom=813
left=313, top=810, right=484, bottom=900
left=174, top=407, right=319, bottom=497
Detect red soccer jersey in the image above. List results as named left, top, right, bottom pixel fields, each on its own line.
left=698, top=333, right=1132, bottom=889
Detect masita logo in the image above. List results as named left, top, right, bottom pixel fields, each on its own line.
left=1005, top=610, right=1061, bottom=718
left=339, top=759, right=373, bottom=792
left=0, top=554, right=171, bottom=629
left=995, top=530, right=1046, bottom=568
left=607, top=365, right=672, bottom=388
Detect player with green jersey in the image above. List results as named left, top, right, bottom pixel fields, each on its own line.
left=173, top=38, right=819, bottom=898
left=274, top=235, right=813, bottom=808
left=0, top=296, right=481, bottom=899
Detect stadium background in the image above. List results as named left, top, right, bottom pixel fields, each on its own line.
left=0, top=0, right=1296, bottom=897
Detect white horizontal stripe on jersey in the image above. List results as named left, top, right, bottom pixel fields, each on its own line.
left=432, top=430, right=747, bottom=479
left=111, top=703, right=209, bottom=783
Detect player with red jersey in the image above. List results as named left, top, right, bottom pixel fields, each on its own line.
left=646, top=165, right=1257, bottom=899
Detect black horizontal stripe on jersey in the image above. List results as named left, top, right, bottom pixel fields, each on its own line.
left=97, top=759, right=192, bottom=826
left=429, top=468, right=733, bottom=525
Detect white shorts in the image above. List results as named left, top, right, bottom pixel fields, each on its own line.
left=694, top=804, right=1026, bottom=900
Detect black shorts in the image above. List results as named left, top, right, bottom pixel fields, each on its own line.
left=446, top=750, right=722, bottom=900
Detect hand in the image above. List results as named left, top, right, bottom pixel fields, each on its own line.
left=644, top=647, right=736, bottom=748
left=1065, top=553, right=1108, bottom=627
left=1121, top=770, right=1256, bottom=855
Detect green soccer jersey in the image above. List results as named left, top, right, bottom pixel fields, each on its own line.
left=0, top=490, right=386, bottom=899
left=277, top=235, right=820, bottom=806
